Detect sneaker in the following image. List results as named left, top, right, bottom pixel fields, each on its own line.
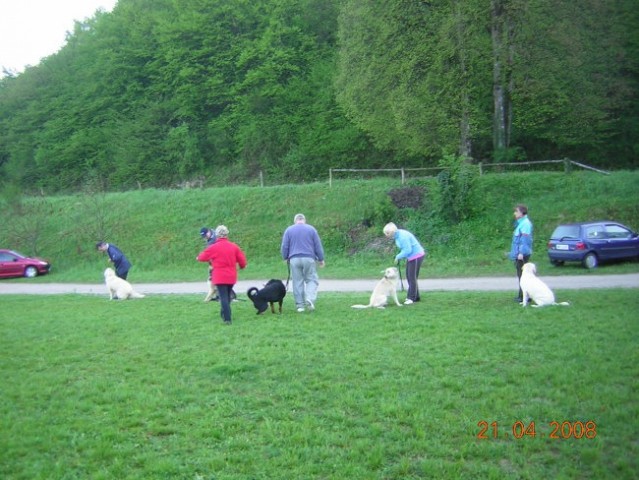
left=403, top=299, right=414, bottom=305
left=297, top=307, right=305, bottom=313
left=306, top=299, right=315, bottom=311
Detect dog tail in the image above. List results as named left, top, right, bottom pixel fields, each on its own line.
left=556, top=301, right=570, bottom=306
left=351, top=304, right=371, bottom=309
left=129, top=291, right=145, bottom=299
left=247, top=287, right=259, bottom=298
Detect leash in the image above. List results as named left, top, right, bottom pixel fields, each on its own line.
left=397, top=259, right=405, bottom=291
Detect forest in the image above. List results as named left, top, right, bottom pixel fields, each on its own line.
left=0, top=0, right=637, bottom=194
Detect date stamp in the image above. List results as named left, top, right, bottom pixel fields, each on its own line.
left=477, top=420, right=597, bottom=440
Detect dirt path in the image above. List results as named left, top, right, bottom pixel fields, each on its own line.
left=1, top=274, right=637, bottom=295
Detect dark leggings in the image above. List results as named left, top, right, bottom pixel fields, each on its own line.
left=515, top=256, right=531, bottom=300
left=216, top=284, right=234, bottom=323
left=406, top=256, right=424, bottom=302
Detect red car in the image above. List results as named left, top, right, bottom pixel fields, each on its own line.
left=0, top=249, right=51, bottom=278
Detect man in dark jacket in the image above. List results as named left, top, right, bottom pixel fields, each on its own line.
left=96, top=242, right=132, bottom=280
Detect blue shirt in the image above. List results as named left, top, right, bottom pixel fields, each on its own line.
left=281, top=223, right=324, bottom=261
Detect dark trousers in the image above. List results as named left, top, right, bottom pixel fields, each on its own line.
left=216, top=284, right=234, bottom=323
left=515, top=256, right=531, bottom=300
left=406, top=256, right=424, bottom=302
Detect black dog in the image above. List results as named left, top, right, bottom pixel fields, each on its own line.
left=247, top=279, right=287, bottom=314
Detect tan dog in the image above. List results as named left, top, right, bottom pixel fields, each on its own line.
left=104, top=268, right=145, bottom=300
left=520, top=263, right=569, bottom=307
left=351, top=267, right=402, bottom=309
left=203, top=278, right=218, bottom=302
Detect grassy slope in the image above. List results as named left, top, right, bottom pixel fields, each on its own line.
left=1, top=171, right=638, bottom=282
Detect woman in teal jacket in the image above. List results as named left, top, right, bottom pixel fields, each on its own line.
left=383, top=222, right=426, bottom=305
left=509, top=204, right=533, bottom=302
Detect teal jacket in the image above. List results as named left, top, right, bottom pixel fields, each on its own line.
left=393, top=229, right=425, bottom=262
left=509, top=215, right=533, bottom=260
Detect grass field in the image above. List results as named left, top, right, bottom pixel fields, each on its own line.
left=2, top=289, right=637, bottom=479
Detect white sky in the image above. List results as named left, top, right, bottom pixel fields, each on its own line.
left=0, top=0, right=118, bottom=76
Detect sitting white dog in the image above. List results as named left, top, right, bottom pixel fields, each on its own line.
left=351, top=267, right=402, bottom=309
left=520, top=263, right=569, bottom=307
left=104, top=268, right=145, bottom=300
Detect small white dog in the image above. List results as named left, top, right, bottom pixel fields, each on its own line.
left=104, top=268, right=145, bottom=300
left=520, top=263, right=569, bottom=307
left=351, top=267, right=402, bottom=309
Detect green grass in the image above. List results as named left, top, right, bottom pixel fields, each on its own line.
left=1, top=171, right=638, bottom=282
left=2, top=290, right=638, bottom=479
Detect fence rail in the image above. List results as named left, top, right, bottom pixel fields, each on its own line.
left=328, top=159, right=609, bottom=186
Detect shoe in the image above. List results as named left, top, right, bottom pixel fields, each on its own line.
left=223, top=321, right=231, bottom=325
left=404, top=299, right=414, bottom=305
left=297, top=307, right=305, bottom=313
left=306, top=299, right=315, bottom=311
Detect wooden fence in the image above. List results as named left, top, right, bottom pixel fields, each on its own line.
left=328, top=159, right=609, bottom=187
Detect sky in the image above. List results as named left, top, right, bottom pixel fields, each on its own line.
left=0, top=0, right=118, bottom=76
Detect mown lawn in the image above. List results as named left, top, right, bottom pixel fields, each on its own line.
left=1, top=289, right=637, bottom=479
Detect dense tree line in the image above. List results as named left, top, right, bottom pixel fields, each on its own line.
left=0, top=0, right=637, bottom=193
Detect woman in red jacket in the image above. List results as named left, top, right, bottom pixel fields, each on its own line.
left=197, top=225, right=247, bottom=325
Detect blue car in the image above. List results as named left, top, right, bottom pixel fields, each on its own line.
left=547, top=221, right=639, bottom=269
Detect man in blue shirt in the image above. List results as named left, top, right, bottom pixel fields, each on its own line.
left=281, top=213, right=325, bottom=313
left=96, top=241, right=132, bottom=280
left=509, top=204, right=533, bottom=302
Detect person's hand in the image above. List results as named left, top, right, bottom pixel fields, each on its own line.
left=517, top=253, right=524, bottom=261
left=319, top=260, right=325, bottom=268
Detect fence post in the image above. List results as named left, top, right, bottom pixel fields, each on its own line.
left=478, top=162, right=483, bottom=176
left=401, top=168, right=405, bottom=184
left=563, top=158, right=571, bottom=173
left=329, top=169, right=332, bottom=188
left=259, top=171, right=264, bottom=187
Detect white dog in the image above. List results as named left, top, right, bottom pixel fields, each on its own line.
left=104, top=268, right=145, bottom=300
left=351, top=267, right=402, bottom=309
left=520, top=263, right=569, bottom=307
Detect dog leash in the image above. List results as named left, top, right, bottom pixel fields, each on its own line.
left=397, top=259, right=405, bottom=291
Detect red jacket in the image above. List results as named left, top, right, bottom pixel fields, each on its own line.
left=197, top=238, right=247, bottom=285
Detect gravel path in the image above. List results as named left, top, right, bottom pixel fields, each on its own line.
left=1, top=274, right=637, bottom=295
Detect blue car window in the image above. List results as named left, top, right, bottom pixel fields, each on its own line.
left=605, top=225, right=631, bottom=239
left=586, top=226, right=605, bottom=239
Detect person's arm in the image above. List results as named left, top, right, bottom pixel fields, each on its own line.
left=197, top=245, right=214, bottom=263
left=237, top=247, right=248, bottom=270
left=395, top=233, right=411, bottom=261
left=108, top=247, right=122, bottom=264
left=281, top=231, right=290, bottom=261
left=313, top=231, right=325, bottom=262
